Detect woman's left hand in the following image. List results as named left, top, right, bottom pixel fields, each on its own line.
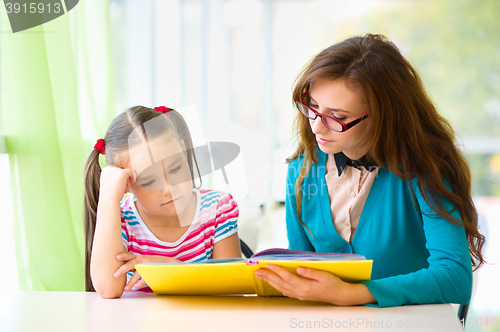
left=114, top=252, right=180, bottom=291
left=255, top=264, right=356, bottom=305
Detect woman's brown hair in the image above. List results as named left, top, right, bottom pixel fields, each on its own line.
left=83, top=106, right=201, bottom=291
left=288, top=34, right=485, bottom=270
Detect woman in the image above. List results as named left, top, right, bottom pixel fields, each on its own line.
left=255, top=34, right=484, bottom=307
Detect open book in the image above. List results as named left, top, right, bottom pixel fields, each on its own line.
left=135, top=248, right=373, bottom=296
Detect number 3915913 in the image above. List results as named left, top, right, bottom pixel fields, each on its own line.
left=5, top=2, right=62, bottom=14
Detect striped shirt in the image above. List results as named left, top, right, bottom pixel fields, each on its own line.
left=120, top=189, right=239, bottom=290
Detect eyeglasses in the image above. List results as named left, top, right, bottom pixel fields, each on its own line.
left=295, top=100, right=369, bottom=132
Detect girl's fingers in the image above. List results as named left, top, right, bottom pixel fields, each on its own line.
left=113, top=266, right=126, bottom=278
left=100, top=166, right=136, bottom=200
left=116, top=252, right=136, bottom=261
left=135, top=278, right=147, bottom=288
left=114, top=261, right=135, bottom=278
left=124, top=272, right=141, bottom=291
left=114, top=253, right=139, bottom=277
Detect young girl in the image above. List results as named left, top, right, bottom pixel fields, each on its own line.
left=84, top=106, right=241, bottom=298
left=255, top=34, right=485, bottom=307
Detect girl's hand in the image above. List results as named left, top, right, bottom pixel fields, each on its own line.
left=99, top=166, right=135, bottom=204
left=255, top=264, right=373, bottom=305
left=114, top=252, right=181, bottom=291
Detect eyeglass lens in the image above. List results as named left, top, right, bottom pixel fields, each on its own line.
left=296, top=102, right=343, bottom=131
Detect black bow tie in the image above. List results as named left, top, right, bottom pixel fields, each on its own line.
left=333, top=152, right=378, bottom=176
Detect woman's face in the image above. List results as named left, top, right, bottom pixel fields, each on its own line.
left=307, top=78, right=369, bottom=160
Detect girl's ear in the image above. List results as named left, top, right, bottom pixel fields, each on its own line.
left=124, top=170, right=136, bottom=194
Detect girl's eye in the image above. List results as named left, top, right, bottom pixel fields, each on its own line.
left=141, top=180, right=155, bottom=187
left=169, top=166, right=181, bottom=174
left=309, top=103, right=319, bottom=110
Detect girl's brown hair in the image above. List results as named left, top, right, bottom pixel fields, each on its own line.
left=288, top=34, right=484, bottom=270
left=83, top=106, right=201, bottom=291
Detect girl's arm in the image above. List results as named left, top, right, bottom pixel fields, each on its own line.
left=212, top=233, right=242, bottom=259
left=113, top=252, right=181, bottom=291
left=90, top=166, right=134, bottom=299
left=112, top=235, right=241, bottom=290
left=212, top=191, right=241, bottom=259
left=111, top=190, right=242, bottom=291
left=112, top=233, right=241, bottom=291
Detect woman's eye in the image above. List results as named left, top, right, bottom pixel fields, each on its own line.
left=309, top=103, right=319, bottom=110
left=331, top=113, right=346, bottom=121
left=169, top=166, right=181, bottom=174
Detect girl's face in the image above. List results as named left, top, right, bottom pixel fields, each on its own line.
left=121, top=135, right=194, bottom=222
left=307, top=78, right=369, bottom=160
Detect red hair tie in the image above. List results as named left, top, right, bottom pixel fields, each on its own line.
left=94, top=138, right=105, bottom=154
left=154, top=106, right=170, bottom=114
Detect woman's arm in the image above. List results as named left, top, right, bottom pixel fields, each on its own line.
left=285, top=159, right=315, bottom=251
left=359, top=178, right=472, bottom=307
left=257, top=175, right=471, bottom=307
left=255, top=159, right=375, bottom=305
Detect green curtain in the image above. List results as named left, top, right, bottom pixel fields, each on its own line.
left=0, top=1, right=115, bottom=291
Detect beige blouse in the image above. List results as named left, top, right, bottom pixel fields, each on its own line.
left=325, top=153, right=379, bottom=243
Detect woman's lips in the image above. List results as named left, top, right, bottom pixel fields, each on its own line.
left=316, top=136, right=333, bottom=145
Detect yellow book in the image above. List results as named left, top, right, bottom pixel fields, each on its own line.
left=135, top=248, right=373, bottom=296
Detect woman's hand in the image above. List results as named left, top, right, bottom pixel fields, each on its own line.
left=255, top=264, right=375, bottom=306
left=114, top=252, right=180, bottom=291
left=99, top=166, right=135, bottom=204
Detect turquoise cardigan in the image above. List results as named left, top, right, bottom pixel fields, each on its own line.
left=285, top=149, right=472, bottom=308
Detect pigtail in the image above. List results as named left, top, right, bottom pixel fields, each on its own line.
left=83, top=148, right=102, bottom=292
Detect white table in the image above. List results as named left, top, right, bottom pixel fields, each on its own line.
left=0, top=291, right=464, bottom=331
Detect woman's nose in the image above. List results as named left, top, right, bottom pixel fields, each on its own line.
left=310, top=114, right=328, bottom=135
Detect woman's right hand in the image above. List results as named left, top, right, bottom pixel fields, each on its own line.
left=99, top=166, right=135, bottom=204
